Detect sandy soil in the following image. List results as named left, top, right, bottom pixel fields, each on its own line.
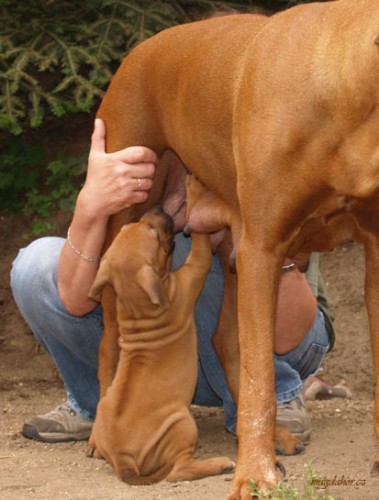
left=1, top=213, right=379, bottom=499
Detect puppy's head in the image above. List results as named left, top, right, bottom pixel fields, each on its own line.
left=89, top=207, right=175, bottom=311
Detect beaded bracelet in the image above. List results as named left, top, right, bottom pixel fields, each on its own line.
left=66, top=226, right=101, bottom=263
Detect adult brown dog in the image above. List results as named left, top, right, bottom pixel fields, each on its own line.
left=94, top=1, right=379, bottom=497
left=88, top=201, right=235, bottom=483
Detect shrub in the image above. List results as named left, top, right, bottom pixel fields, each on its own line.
left=0, top=136, right=46, bottom=212
left=23, top=153, right=87, bottom=234
left=0, top=0, right=189, bottom=134
left=0, top=0, right=313, bottom=134
left=0, top=0, right=322, bottom=226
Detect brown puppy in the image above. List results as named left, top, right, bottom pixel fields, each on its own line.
left=96, top=1, right=379, bottom=497
left=88, top=202, right=235, bottom=484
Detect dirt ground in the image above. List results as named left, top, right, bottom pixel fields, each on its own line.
left=1, top=212, right=379, bottom=499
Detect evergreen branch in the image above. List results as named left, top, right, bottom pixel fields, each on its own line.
left=137, top=13, right=146, bottom=46
left=52, top=75, right=76, bottom=94
left=0, top=0, right=304, bottom=133
left=4, top=79, right=17, bottom=118
left=29, top=89, right=43, bottom=127
left=46, top=30, right=79, bottom=77
left=110, top=1, right=179, bottom=28
left=96, top=4, right=118, bottom=60
left=15, top=71, right=39, bottom=88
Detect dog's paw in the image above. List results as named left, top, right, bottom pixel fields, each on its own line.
left=86, top=446, right=96, bottom=458
left=275, top=426, right=305, bottom=456
left=276, top=460, right=286, bottom=478
left=228, top=477, right=274, bottom=500
left=222, top=458, right=236, bottom=474
left=370, top=460, right=379, bottom=477
left=86, top=446, right=103, bottom=459
left=276, top=441, right=305, bottom=456
left=86, top=435, right=103, bottom=460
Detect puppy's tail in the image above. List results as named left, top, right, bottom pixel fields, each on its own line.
left=118, top=460, right=174, bottom=485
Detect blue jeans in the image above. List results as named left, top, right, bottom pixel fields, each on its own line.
left=10, top=234, right=329, bottom=433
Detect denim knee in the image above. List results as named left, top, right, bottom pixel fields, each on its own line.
left=11, top=236, right=64, bottom=295
left=10, top=237, right=65, bottom=325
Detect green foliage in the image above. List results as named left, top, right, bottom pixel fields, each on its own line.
left=0, top=0, right=324, bottom=135
left=248, top=464, right=335, bottom=499
left=24, top=153, right=87, bottom=235
left=0, top=133, right=86, bottom=233
left=0, top=0, right=327, bottom=223
left=0, top=136, right=46, bottom=211
left=0, top=0, right=189, bottom=134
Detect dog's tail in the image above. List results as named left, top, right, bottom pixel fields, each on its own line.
left=118, top=460, right=175, bottom=485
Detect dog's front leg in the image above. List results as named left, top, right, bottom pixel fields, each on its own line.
left=228, top=235, right=282, bottom=499
left=86, top=284, right=120, bottom=457
left=364, top=236, right=379, bottom=476
left=212, top=236, right=240, bottom=402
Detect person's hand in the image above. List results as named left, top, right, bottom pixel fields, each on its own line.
left=78, top=118, right=157, bottom=218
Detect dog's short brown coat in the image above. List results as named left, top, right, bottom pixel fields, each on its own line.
left=94, top=1, right=379, bottom=497
left=88, top=202, right=234, bottom=484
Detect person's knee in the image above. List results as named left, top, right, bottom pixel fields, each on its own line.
left=11, top=237, right=65, bottom=306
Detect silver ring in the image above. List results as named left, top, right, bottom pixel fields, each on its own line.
left=136, top=178, right=143, bottom=190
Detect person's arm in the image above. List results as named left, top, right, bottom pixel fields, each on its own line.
left=58, top=118, right=157, bottom=316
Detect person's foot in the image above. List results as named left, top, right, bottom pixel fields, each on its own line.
left=22, top=402, right=93, bottom=443
left=276, top=395, right=311, bottom=443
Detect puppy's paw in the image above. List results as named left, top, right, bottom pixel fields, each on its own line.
left=221, top=457, right=236, bottom=474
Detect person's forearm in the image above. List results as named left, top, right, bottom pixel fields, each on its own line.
left=58, top=191, right=109, bottom=316
left=57, top=119, right=157, bottom=316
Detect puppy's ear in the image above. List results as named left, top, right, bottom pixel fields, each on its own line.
left=88, top=259, right=110, bottom=302
left=136, top=264, right=169, bottom=309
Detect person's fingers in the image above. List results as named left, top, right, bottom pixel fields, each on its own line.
left=112, top=146, right=158, bottom=165
left=131, top=177, right=154, bottom=192
left=90, top=119, right=106, bottom=154
left=124, top=191, right=149, bottom=207
left=120, top=162, right=156, bottom=180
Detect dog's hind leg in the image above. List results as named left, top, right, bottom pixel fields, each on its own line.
left=212, top=235, right=240, bottom=402
left=166, top=455, right=235, bottom=482
left=364, top=235, right=379, bottom=476
left=160, top=412, right=235, bottom=482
